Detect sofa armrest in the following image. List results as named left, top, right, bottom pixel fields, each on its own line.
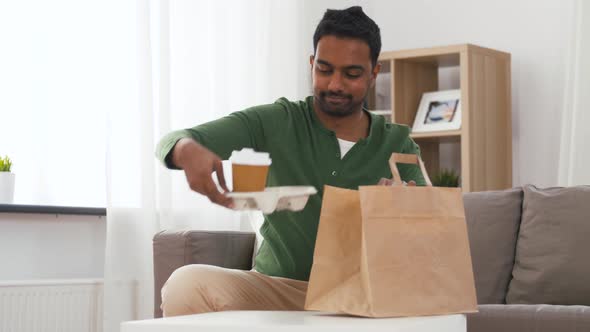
left=153, top=230, right=256, bottom=318
left=468, top=304, right=590, bottom=332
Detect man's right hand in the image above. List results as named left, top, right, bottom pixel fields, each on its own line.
left=172, top=138, right=234, bottom=208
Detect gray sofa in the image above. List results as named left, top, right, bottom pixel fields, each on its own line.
left=153, top=185, right=590, bottom=331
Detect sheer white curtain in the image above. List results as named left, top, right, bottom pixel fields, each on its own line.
left=104, top=0, right=308, bottom=330
left=0, top=0, right=120, bottom=207
left=558, top=0, right=590, bottom=186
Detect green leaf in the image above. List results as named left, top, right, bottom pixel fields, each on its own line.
left=431, top=168, right=460, bottom=187
left=0, top=155, right=12, bottom=172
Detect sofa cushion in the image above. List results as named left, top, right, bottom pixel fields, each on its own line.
left=506, top=185, right=590, bottom=305
left=463, top=188, right=523, bottom=304
left=467, top=304, right=590, bottom=332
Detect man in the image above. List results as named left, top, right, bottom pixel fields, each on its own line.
left=156, top=6, right=426, bottom=316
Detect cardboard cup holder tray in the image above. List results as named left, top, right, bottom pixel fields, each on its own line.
left=227, top=186, right=317, bottom=214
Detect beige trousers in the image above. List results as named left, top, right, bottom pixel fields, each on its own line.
left=161, top=264, right=308, bottom=317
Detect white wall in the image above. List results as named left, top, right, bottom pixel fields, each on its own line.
left=0, top=214, right=105, bottom=280
left=304, top=0, right=576, bottom=187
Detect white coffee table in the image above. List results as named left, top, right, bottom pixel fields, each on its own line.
left=121, top=311, right=466, bottom=332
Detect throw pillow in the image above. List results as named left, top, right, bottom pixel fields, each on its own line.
left=463, top=188, right=523, bottom=304
left=506, top=185, right=590, bottom=304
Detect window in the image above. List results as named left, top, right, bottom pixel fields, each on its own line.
left=0, top=1, right=135, bottom=207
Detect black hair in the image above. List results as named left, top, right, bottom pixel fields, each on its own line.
left=313, top=6, right=381, bottom=67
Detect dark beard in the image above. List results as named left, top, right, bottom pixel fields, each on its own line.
left=316, top=91, right=362, bottom=118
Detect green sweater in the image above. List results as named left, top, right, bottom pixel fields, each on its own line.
left=156, top=96, right=426, bottom=281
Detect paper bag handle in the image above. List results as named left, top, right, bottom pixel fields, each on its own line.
left=388, top=153, right=433, bottom=187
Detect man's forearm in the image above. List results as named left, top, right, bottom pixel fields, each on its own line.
left=171, top=138, right=201, bottom=169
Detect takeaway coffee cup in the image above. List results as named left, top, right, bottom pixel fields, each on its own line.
left=229, top=148, right=271, bottom=192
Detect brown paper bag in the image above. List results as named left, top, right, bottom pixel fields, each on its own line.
left=304, top=153, right=478, bottom=317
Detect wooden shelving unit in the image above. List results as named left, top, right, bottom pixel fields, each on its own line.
left=369, top=44, right=512, bottom=192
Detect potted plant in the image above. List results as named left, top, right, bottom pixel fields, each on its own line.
left=0, top=155, right=15, bottom=203
left=431, top=168, right=461, bottom=188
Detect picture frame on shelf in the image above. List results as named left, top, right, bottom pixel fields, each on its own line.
left=412, top=89, right=461, bottom=133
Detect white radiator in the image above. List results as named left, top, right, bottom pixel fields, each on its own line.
left=0, top=279, right=103, bottom=332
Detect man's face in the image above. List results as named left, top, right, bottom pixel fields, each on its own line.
left=310, top=35, right=380, bottom=117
